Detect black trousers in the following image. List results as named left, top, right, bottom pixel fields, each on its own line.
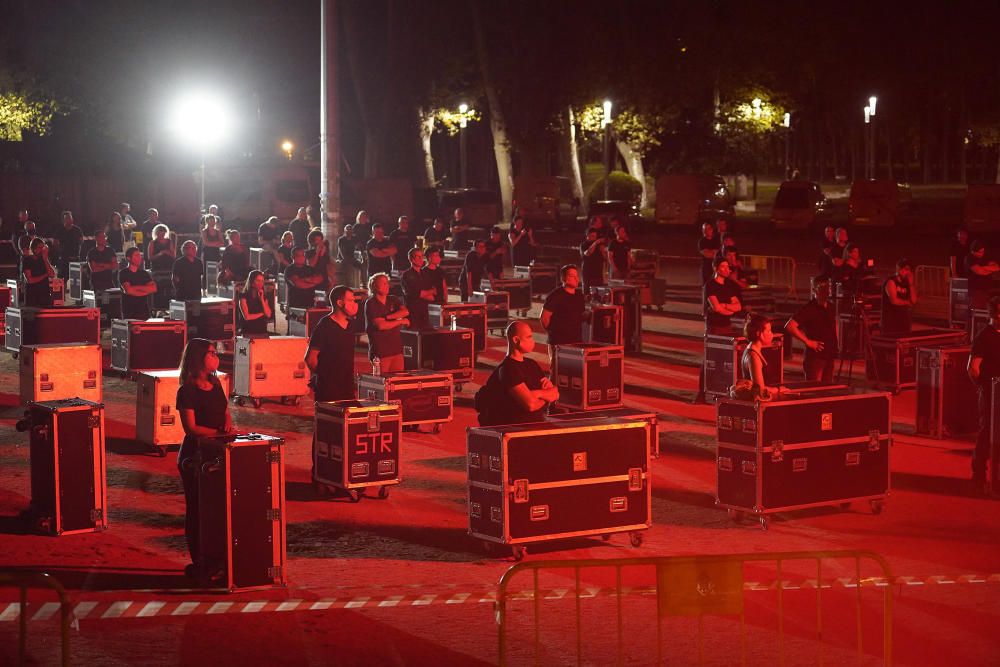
left=178, top=459, right=200, bottom=566
left=974, top=386, right=992, bottom=480
left=803, top=354, right=835, bottom=384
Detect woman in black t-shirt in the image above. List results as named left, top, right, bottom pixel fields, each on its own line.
left=239, top=270, right=272, bottom=336
left=200, top=215, right=224, bottom=262
left=106, top=211, right=126, bottom=253
left=147, top=224, right=176, bottom=272
left=22, top=238, right=55, bottom=306
left=176, top=338, right=233, bottom=581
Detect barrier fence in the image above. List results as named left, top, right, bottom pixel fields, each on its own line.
left=0, top=571, right=72, bottom=667
left=496, top=550, right=893, bottom=666
left=914, top=265, right=950, bottom=320
left=742, top=254, right=798, bottom=296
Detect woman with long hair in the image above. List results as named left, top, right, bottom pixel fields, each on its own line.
left=741, top=313, right=780, bottom=400
left=176, top=338, right=233, bottom=581
left=147, top=223, right=176, bottom=272
left=106, top=211, right=126, bottom=253
left=200, top=214, right=224, bottom=263
left=239, top=269, right=272, bottom=337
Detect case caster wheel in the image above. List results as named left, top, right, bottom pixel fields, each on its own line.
left=349, top=489, right=363, bottom=503
left=601, top=533, right=612, bottom=541
left=432, top=423, right=442, bottom=434
left=455, top=384, right=464, bottom=393
left=511, top=545, right=527, bottom=561
left=156, top=447, right=167, bottom=458
left=870, top=499, right=884, bottom=515
left=34, top=516, right=51, bottom=533
left=252, top=398, right=262, bottom=409
left=629, top=532, right=644, bottom=547
left=377, top=485, right=389, bottom=499
left=313, top=481, right=330, bottom=498
left=234, top=396, right=245, bottom=407
left=291, top=396, right=301, bottom=406
left=758, top=516, right=769, bottom=531
left=727, top=509, right=744, bottom=524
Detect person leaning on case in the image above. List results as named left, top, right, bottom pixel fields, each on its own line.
left=968, top=295, right=1000, bottom=497
left=741, top=313, right=782, bottom=400
left=176, top=338, right=234, bottom=583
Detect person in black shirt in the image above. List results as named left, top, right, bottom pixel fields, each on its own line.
left=200, top=214, right=225, bottom=263
left=306, top=229, right=332, bottom=291
left=289, top=207, right=311, bottom=249
left=424, top=246, right=448, bottom=305
left=336, top=224, right=362, bottom=287
left=53, top=210, right=83, bottom=279
left=365, top=273, right=410, bottom=372
left=353, top=210, right=373, bottom=251
left=105, top=212, right=126, bottom=253
left=284, top=247, right=324, bottom=309
left=820, top=227, right=849, bottom=278
left=218, top=230, right=250, bottom=286
left=541, top=264, right=586, bottom=371
left=388, top=216, right=416, bottom=272
left=485, top=226, right=507, bottom=279
left=306, top=285, right=360, bottom=402
left=694, top=256, right=743, bottom=403
left=965, top=241, right=1000, bottom=309
left=400, top=247, right=436, bottom=329
left=275, top=231, right=295, bottom=275
left=786, top=275, right=838, bottom=383
left=449, top=208, right=472, bottom=251
left=881, top=259, right=917, bottom=334
left=422, top=218, right=450, bottom=247
left=138, top=208, right=160, bottom=244
left=833, top=243, right=863, bottom=297
left=508, top=215, right=536, bottom=268
left=476, top=320, right=559, bottom=426
left=176, top=337, right=233, bottom=582
left=697, top=222, right=720, bottom=285
left=147, top=223, right=176, bottom=272
left=87, top=231, right=118, bottom=291
left=257, top=216, right=280, bottom=261
left=118, top=247, right=156, bottom=319
left=172, top=241, right=204, bottom=301
left=366, top=223, right=396, bottom=277
left=459, top=239, right=489, bottom=301
left=949, top=228, right=971, bottom=278
left=22, top=238, right=55, bottom=306
left=239, top=270, right=273, bottom=337
left=608, top=225, right=632, bottom=280
left=968, top=295, right=1000, bottom=495
left=579, top=226, right=608, bottom=293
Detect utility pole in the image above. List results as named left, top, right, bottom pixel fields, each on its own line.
left=320, top=0, right=340, bottom=240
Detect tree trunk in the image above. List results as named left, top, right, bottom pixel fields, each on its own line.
left=417, top=107, right=435, bottom=188
left=470, top=1, right=513, bottom=221
left=616, top=140, right=648, bottom=209
left=342, top=2, right=379, bottom=178
left=563, top=106, right=584, bottom=204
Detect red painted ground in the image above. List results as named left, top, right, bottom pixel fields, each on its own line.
left=1, top=302, right=998, bottom=665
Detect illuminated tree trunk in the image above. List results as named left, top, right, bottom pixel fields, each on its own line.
left=418, top=107, right=436, bottom=188
left=471, top=1, right=513, bottom=221
left=558, top=106, right=584, bottom=205
left=616, top=140, right=648, bottom=209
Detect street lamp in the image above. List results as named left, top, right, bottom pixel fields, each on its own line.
left=458, top=103, right=469, bottom=188
left=602, top=99, right=612, bottom=199
left=782, top=112, right=791, bottom=180
left=170, top=92, right=232, bottom=214
left=281, top=139, right=294, bottom=161
left=864, top=105, right=872, bottom=180
left=868, top=95, right=878, bottom=179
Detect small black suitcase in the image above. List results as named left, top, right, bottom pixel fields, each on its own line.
left=554, top=343, right=624, bottom=410
left=592, top=284, right=642, bottom=353
left=513, top=263, right=559, bottom=298
left=716, top=388, right=891, bottom=529
left=703, top=333, right=783, bottom=402
left=400, top=327, right=475, bottom=387
left=26, top=398, right=108, bottom=535
left=582, top=304, right=623, bottom=346
left=5, top=306, right=101, bottom=354
left=169, top=298, right=234, bottom=341
left=68, top=262, right=91, bottom=302
left=480, top=278, right=531, bottom=313
left=111, top=318, right=187, bottom=373
left=357, top=371, right=453, bottom=430
left=915, top=345, right=979, bottom=438
left=287, top=307, right=331, bottom=337
left=314, top=400, right=402, bottom=501
left=83, top=288, right=123, bottom=326
left=196, top=433, right=286, bottom=592
left=467, top=417, right=651, bottom=558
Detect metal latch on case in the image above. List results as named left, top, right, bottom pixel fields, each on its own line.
left=609, top=497, right=628, bottom=512
left=512, top=479, right=529, bottom=503
left=628, top=468, right=643, bottom=491
left=351, top=462, right=370, bottom=478
left=718, top=456, right=733, bottom=472
left=367, top=412, right=380, bottom=432
left=868, top=430, right=881, bottom=452
left=468, top=452, right=481, bottom=468
left=792, top=457, right=808, bottom=473
left=770, top=440, right=784, bottom=463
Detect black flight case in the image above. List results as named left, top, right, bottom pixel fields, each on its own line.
left=915, top=345, right=979, bottom=438
left=428, top=302, right=488, bottom=352
left=715, top=387, right=891, bottom=529
left=553, top=343, right=624, bottom=411
left=357, top=371, right=453, bottom=432
left=5, top=306, right=101, bottom=356
left=314, top=400, right=402, bottom=502
left=401, top=326, right=475, bottom=389
left=865, top=328, right=967, bottom=393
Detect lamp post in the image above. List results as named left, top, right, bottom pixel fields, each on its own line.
left=170, top=93, right=231, bottom=215
left=458, top=103, right=469, bottom=189
left=864, top=105, right=872, bottom=180
left=602, top=99, right=612, bottom=200
left=868, top=95, right=878, bottom=180
left=782, top=112, right=791, bottom=180
left=281, top=140, right=294, bottom=161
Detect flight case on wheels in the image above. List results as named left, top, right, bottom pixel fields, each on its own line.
left=357, top=371, right=453, bottom=432
left=582, top=304, right=623, bottom=346
left=286, top=307, right=331, bottom=337
left=553, top=343, right=624, bottom=410
left=866, top=328, right=967, bottom=393
left=195, top=433, right=286, bottom=592
left=83, top=289, right=123, bottom=327
left=5, top=306, right=101, bottom=355
left=314, top=400, right=402, bottom=502
left=111, top=318, right=187, bottom=375
left=703, top=333, right=784, bottom=402
left=428, top=302, right=488, bottom=352
left=20, top=343, right=102, bottom=404
left=547, top=407, right=660, bottom=457
left=471, top=290, right=510, bottom=332
left=25, top=398, right=108, bottom=535
left=136, top=370, right=230, bottom=456
left=715, top=388, right=891, bottom=530
left=915, top=345, right=979, bottom=438
left=401, top=327, right=475, bottom=389
left=480, top=278, right=531, bottom=314
left=467, top=417, right=652, bottom=560
left=232, top=336, right=311, bottom=408
left=168, top=298, right=235, bottom=341
left=592, top=284, right=642, bottom=353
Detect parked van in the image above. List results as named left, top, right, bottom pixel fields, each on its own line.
left=771, top=180, right=828, bottom=230
left=512, top=176, right=580, bottom=230
left=964, top=184, right=1000, bottom=232
left=849, top=180, right=912, bottom=226
left=654, top=174, right=733, bottom=226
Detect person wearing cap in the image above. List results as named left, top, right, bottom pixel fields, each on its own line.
left=880, top=259, right=917, bottom=334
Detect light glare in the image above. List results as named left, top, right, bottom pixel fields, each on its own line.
left=170, top=93, right=233, bottom=149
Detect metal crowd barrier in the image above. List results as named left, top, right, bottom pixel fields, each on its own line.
left=914, top=265, right=950, bottom=320
left=0, top=571, right=72, bottom=666
left=496, top=550, right=893, bottom=666
left=743, top=254, right=797, bottom=296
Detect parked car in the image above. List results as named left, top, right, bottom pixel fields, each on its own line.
left=654, top=174, right=734, bottom=226
left=849, top=180, right=912, bottom=227
left=512, top=176, right=580, bottom=231
left=771, top=180, right=828, bottom=230
left=587, top=200, right=643, bottom=233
